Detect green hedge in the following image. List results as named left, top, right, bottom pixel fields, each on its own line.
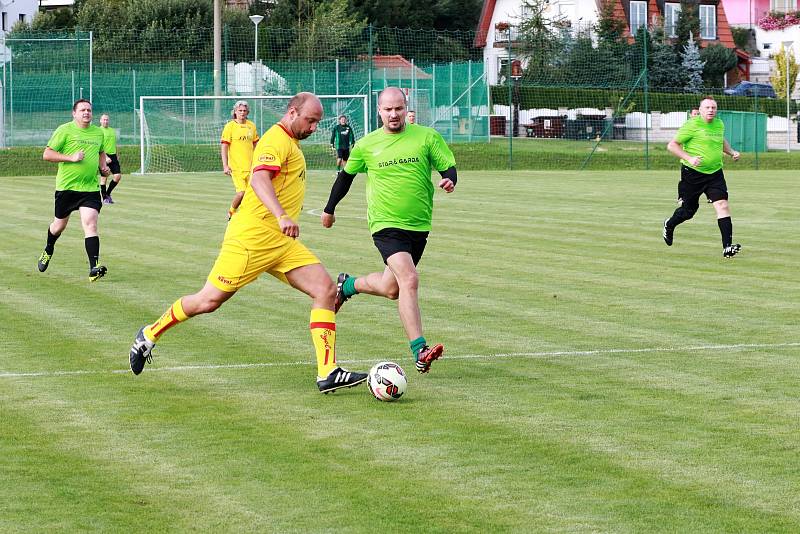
left=491, top=85, right=798, bottom=116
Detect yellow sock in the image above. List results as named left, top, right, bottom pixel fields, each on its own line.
left=144, top=298, right=188, bottom=342
left=310, top=308, right=337, bottom=378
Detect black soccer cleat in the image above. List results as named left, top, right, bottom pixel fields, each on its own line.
left=37, top=251, right=52, bottom=272
left=662, top=220, right=674, bottom=247
left=130, top=326, right=155, bottom=375
left=89, top=265, right=108, bottom=282
left=334, top=273, right=353, bottom=313
left=415, top=344, right=444, bottom=374
left=723, top=243, right=741, bottom=258
left=316, top=367, right=367, bottom=394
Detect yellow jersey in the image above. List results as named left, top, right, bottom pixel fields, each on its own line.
left=235, top=123, right=307, bottom=229
left=221, top=119, right=259, bottom=174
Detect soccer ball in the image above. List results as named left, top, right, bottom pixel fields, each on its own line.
left=367, top=361, right=407, bottom=402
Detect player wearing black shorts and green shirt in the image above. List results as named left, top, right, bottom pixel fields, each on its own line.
left=322, top=87, right=457, bottom=373
left=330, top=115, right=356, bottom=171
left=38, top=99, right=112, bottom=281
left=99, top=113, right=122, bottom=204
left=663, top=96, right=742, bottom=258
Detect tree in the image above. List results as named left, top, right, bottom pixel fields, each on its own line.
left=681, top=32, right=705, bottom=93
left=290, top=0, right=367, bottom=61
left=699, top=44, right=737, bottom=88
left=674, top=1, right=700, bottom=52
left=595, top=0, right=626, bottom=48
left=770, top=44, right=799, bottom=100
left=515, top=0, right=565, bottom=80
left=650, top=43, right=686, bottom=91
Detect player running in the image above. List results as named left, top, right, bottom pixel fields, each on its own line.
left=221, top=100, right=260, bottom=220
left=130, top=92, right=367, bottom=393
left=37, top=99, right=112, bottom=281
left=321, top=86, right=457, bottom=374
left=663, top=96, right=742, bottom=257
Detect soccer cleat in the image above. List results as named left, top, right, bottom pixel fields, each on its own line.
left=316, top=367, right=368, bottom=394
left=723, top=243, right=741, bottom=258
left=662, top=219, right=674, bottom=246
left=130, top=326, right=155, bottom=375
left=103, top=195, right=114, bottom=204
left=334, top=272, right=353, bottom=313
left=37, top=251, right=52, bottom=272
left=89, top=265, right=108, bottom=282
left=415, top=344, right=444, bottom=374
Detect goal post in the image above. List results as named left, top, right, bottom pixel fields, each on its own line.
left=137, top=94, right=369, bottom=174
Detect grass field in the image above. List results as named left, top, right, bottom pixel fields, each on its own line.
left=1, top=169, right=799, bottom=532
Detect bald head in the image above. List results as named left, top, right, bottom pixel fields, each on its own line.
left=282, top=92, right=323, bottom=140
left=377, top=87, right=408, bottom=133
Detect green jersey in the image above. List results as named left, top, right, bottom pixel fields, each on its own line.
left=101, top=125, right=117, bottom=155
left=345, top=124, right=456, bottom=233
left=674, top=116, right=725, bottom=174
left=47, top=121, right=109, bottom=192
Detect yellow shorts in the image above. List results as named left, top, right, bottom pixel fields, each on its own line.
left=231, top=170, right=250, bottom=193
left=207, top=224, right=320, bottom=292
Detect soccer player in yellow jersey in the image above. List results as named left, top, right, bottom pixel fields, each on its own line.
left=130, top=93, right=368, bottom=393
left=221, top=100, right=260, bottom=219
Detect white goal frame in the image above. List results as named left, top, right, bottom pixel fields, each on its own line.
left=138, top=94, right=369, bottom=174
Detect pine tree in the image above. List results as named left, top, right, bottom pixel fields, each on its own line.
left=681, top=32, right=705, bottom=93
left=770, top=44, right=799, bottom=100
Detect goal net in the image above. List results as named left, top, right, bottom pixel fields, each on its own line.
left=137, top=94, right=368, bottom=174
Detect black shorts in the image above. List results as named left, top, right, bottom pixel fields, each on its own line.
left=107, top=153, right=121, bottom=175
left=678, top=165, right=728, bottom=209
left=372, top=227, right=429, bottom=265
left=54, top=190, right=102, bottom=219
left=337, top=148, right=350, bottom=161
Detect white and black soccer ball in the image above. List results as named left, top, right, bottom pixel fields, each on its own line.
left=367, top=361, right=407, bottom=401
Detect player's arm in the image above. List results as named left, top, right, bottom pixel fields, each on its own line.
left=723, top=139, right=740, bottom=161
left=321, top=170, right=356, bottom=228
left=330, top=127, right=336, bottom=148
left=250, top=168, right=299, bottom=238
left=98, top=151, right=111, bottom=176
left=667, top=138, right=701, bottom=167
left=43, top=146, right=84, bottom=163
left=220, top=142, right=231, bottom=175
left=437, top=166, right=457, bottom=193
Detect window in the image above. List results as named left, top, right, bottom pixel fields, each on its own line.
left=630, top=1, right=647, bottom=33
left=664, top=3, right=681, bottom=38
left=19, top=14, right=26, bottom=24
left=699, top=4, right=716, bottom=40
left=771, top=0, right=797, bottom=13
left=2, top=12, right=7, bottom=32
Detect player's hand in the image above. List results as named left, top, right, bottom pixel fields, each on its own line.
left=321, top=212, right=335, bottom=228
left=278, top=215, right=299, bottom=238
left=99, top=165, right=111, bottom=177
left=71, top=150, right=85, bottom=163
left=106, top=156, right=112, bottom=165
left=689, top=156, right=702, bottom=167
left=223, top=165, right=231, bottom=175
left=438, top=178, right=455, bottom=193
left=731, top=151, right=740, bottom=161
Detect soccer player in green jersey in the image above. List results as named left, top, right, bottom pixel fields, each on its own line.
left=329, top=115, right=356, bottom=172
left=663, top=97, right=742, bottom=258
left=321, top=87, right=458, bottom=373
left=38, top=99, right=112, bottom=281
left=99, top=114, right=122, bottom=204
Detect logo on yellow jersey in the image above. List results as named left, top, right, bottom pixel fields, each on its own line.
left=259, top=153, right=277, bottom=163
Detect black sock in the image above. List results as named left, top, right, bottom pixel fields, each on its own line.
left=45, top=229, right=59, bottom=255
left=106, top=180, right=118, bottom=195
left=667, top=206, right=694, bottom=229
left=85, top=236, right=100, bottom=268
left=717, top=216, right=733, bottom=248
left=101, top=183, right=107, bottom=196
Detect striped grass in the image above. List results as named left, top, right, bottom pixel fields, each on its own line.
left=1, top=170, right=799, bottom=532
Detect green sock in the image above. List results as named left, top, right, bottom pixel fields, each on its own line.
left=342, top=276, right=358, bottom=298
left=410, top=337, right=426, bottom=359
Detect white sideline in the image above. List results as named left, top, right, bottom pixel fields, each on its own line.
left=1, top=341, right=798, bottom=379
